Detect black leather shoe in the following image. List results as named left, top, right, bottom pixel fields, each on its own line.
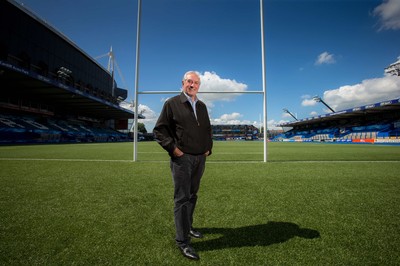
left=189, top=228, right=203, bottom=239
left=178, top=245, right=200, bottom=260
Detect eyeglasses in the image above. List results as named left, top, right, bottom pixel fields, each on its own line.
left=185, top=79, right=200, bottom=85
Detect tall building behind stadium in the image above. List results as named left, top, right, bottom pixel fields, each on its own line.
left=0, top=0, right=142, bottom=144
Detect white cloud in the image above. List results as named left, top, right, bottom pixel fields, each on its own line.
left=119, top=101, right=135, bottom=113
left=310, top=111, right=318, bottom=116
left=120, top=102, right=158, bottom=132
left=315, top=51, right=336, bottom=65
left=301, top=98, right=317, bottom=106
left=138, top=104, right=157, bottom=120
left=120, top=102, right=156, bottom=119
left=220, top=112, right=243, bottom=121
left=212, top=112, right=246, bottom=125
left=267, top=119, right=290, bottom=130
left=321, top=75, right=400, bottom=111
left=198, top=71, right=248, bottom=108
left=373, top=0, right=400, bottom=31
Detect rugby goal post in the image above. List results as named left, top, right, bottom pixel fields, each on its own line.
left=133, top=0, right=267, bottom=162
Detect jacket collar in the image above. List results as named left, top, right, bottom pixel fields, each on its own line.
left=180, top=91, right=198, bottom=102
left=179, top=92, right=187, bottom=103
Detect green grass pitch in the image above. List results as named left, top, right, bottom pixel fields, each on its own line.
left=0, top=141, right=399, bottom=265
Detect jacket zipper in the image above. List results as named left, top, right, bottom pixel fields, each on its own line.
left=193, top=104, right=199, bottom=126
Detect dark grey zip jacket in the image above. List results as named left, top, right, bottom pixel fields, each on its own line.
left=153, top=93, right=213, bottom=157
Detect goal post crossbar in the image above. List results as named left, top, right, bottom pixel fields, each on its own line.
left=138, top=91, right=264, bottom=95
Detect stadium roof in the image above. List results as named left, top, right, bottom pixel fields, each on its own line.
left=279, top=97, right=400, bottom=127
left=7, top=0, right=109, bottom=74
left=0, top=60, right=141, bottom=120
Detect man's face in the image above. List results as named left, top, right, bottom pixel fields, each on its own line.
left=182, top=73, right=201, bottom=98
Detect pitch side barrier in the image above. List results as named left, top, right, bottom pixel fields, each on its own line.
left=282, top=138, right=400, bottom=144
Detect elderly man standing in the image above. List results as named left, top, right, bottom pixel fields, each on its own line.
left=153, top=71, right=213, bottom=260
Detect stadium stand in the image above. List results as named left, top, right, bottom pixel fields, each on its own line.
left=212, top=124, right=260, bottom=140
left=276, top=98, right=400, bottom=144
left=0, top=0, right=143, bottom=144
left=0, top=114, right=128, bottom=144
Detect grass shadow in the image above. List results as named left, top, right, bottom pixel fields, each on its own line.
left=192, top=221, right=320, bottom=251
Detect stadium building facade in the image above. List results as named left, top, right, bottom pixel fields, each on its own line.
left=212, top=124, right=260, bottom=140
left=0, top=0, right=141, bottom=144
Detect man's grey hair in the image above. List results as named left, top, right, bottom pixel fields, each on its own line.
left=182, top=71, right=201, bottom=83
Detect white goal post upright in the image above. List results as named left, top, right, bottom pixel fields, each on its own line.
left=133, top=0, right=268, bottom=162
left=260, top=0, right=268, bottom=162
left=133, top=0, right=141, bottom=161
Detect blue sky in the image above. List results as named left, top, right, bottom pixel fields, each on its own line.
left=15, top=0, right=400, bottom=131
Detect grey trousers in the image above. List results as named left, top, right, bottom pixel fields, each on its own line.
left=170, top=153, right=206, bottom=247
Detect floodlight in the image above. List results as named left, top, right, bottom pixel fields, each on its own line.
left=312, top=96, right=321, bottom=102
left=283, top=108, right=298, bottom=121
left=313, top=95, right=335, bottom=113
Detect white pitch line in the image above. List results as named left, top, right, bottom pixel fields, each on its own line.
left=0, top=158, right=399, bottom=164
left=0, top=158, right=133, bottom=163
left=264, top=160, right=400, bottom=164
